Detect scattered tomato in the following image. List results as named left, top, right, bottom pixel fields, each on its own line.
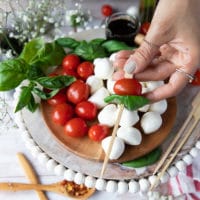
left=113, top=78, right=142, bottom=96
left=47, top=90, right=67, bottom=106
left=191, top=70, right=200, bottom=85
left=77, top=61, right=94, bottom=80
left=64, top=118, right=88, bottom=137
left=67, top=80, right=90, bottom=104
left=140, top=22, right=150, bottom=35
left=75, top=101, right=97, bottom=120
left=52, top=103, right=74, bottom=126
left=101, top=4, right=113, bottom=17
left=62, top=54, right=81, bottom=71
left=88, top=124, right=110, bottom=142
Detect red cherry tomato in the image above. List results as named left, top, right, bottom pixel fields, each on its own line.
left=47, top=90, right=67, bottom=106
left=191, top=70, right=200, bottom=85
left=101, top=4, right=113, bottom=17
left=77, top=61, right=94, bottom=80
left=75, top=101, right=97, bottom=121
left=67, top=80, right=90, bottom=104
left=88, top=124, right=110, bottom=142
left=62, top=54, right=81, bottom=71
left=140, top=22, right=150, bottom=35
left=64, top=118, right=88, bottom=137
left=52, top=103, right=74, bottom=126
left=113, top=78, right=142, bottom=96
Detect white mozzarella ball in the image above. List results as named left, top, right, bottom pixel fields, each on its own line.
left=102, top=136, right=125, bottom=160
left=109, top=53, right=117, bottom=63
left=146, top=81, right=164, bottom=91
left=86, top=75, right=103, bottom=94
left=117, top=126, right=142, bottom=145
left=106, top=180, right=118, bottom=193
left=98, top=104, right=118, bottom=127
left=106, top=78, right=116, bottom=94
left=118, top=181, right=128, bottom=194
left=149, top=99, right=168, bottom=114
left=119, top=107, right=139, bottom=127
left=141, top=111, right=162, bottom=134
left=138, top=104, right=150, bottom=112
left=94, top=58, right=114, bottom=80
left=95, top=179, right=106, bottom=190
left=88, top=87, right=109, bottom=109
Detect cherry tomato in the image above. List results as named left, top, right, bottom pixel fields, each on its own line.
left=75, top=101, right=97, bottom=120
left=62, top=68, right=79, bottom=78
left=67, top=80, right=90, bottom=104
left=88, top=124, right=110, bottom=142
left=101, top=4, right=113, bottom=17
left=191, top=70, right=200, bottom=85
left=64, top=118, right=88, bottom=137
left=113, top=78, right=142, bottom=96
left=77, top=61, right=94, bottom=80
left=140, top=22, right=150, bottom=35
left=47, top=90, right=67, bottom=106
left=62, top=54, right=81, bottom=71
left=52, top=103, right=74, bottom=126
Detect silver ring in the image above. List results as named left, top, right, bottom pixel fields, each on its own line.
left=143, top=39, right=160, bottom=49
left=175, top=68, right=194, bottom=83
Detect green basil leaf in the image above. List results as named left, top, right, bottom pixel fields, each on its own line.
left=56, top=37, right=80, bottom=49
left=122, top=147, right=162, bottom=168
left=33, top=88, right=60, bottom=100
left=20, top=38, right=65, bottom=68
left=102, top=40, right=133, bottom=53
left=0, top=58, right=28, bottom=91
left=36, top=75, right=76, bottom=89
left=104, top=94, right=149, bottom=110
left=89, top=38, right=106, bottom=46
left=74, top=41, right=107, bottom=60
left=15, top=85, right=33, bottom=112
left=27, top=93, right=39, bottom=112
left=27, top=65, right=45, bottom=80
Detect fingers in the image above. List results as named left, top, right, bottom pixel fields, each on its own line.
left=123, top=40, right=160, bottom=74
left=144, top=70, right=189, bottom=102
left=135, top=61, right=174, bottom=81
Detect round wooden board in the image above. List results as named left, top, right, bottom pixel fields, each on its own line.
left=41, top=97, right=177, bottom=163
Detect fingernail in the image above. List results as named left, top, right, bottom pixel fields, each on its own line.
left=124, top=60, right=137, bottom=74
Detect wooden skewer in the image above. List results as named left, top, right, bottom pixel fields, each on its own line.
left=150, top=94, right=200, bottom=191
left=17, top=153, right=48, bottom=200
left=100, top=104, right=124, bottom=178
left=153, top=92, right=200, bottom=175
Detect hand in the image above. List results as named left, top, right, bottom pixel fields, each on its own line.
left=114, top=0, right=200, bottom=102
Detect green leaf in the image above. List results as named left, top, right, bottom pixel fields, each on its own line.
left=20, top=38, right=65, bottom=69
left=27, top=65, right=45, bottom=80
left=27, top=94, right=39, bottom=112
left=56, top=37, right=80, bottom=49
left=89, top=38, right=106, bottom=46
left=122, top=147, right=162, bottom=168
left=104, top=94, right=149, bottom=110
left=102, top=40, right=133, bottom=53
left=74, top=41, right=107, bottom=61
left=36, top=75, right=76, bottom=89
left=15, top=85, right=33, bottom=112
left=0, top=58, right=28, bottom=91
left=32, top=88, right=60, bottom=100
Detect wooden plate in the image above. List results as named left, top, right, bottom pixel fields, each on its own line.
left=41, top=97, right=176, bottom=163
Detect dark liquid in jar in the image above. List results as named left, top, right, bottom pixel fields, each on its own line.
left=106, top=19, right=138, bottom=46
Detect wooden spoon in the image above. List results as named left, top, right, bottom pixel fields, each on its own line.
left=0, top=180, right=95, bottom=200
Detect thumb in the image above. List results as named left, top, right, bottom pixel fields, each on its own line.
left=124, top=38, right=160, bottom=74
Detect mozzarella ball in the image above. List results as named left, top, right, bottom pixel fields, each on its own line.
left=106, top=78, right=116, bottom=94
left=119, top=107, right=139, bottom=127
left=138, top=104, right=150, bottom=112
left=86, top=75, right=103, bottom=94
left=149, top=99, right=167, bottom=114
left=117, top=126, right=142, bottom=145
left=98, top=104, right=117, bottom=127
left=146, top=81, right=164, bottom=91
left=109, top=53, right=117, bottom=63
left=141, top=111, right=162, bottom=134
left=88, top=87, right=109, bottom=109
left=94, top=58, right=114, bottom=80
left=102, top=136, right=125, bottom=160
